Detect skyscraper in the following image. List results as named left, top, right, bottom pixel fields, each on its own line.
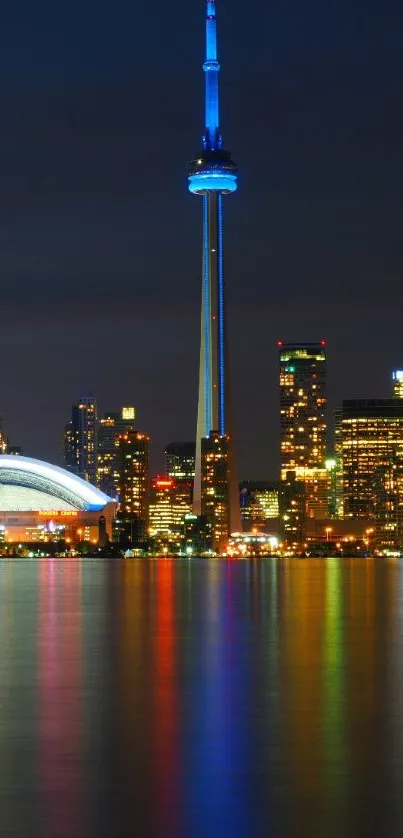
left=165, top=442, right=195, bottom=482
left=340, top=399, right=403, bottom=518
left=201, top=431, right=230, bottom=553
left=374, top=454, right=403, bottom=549
left=188, top=0, right=240, bottom=535
left=97, top=407, right=136, bottom=496
left=279, top=342, right=327, bottom=522
left=148, top=477, right=192, bottom=548
left=116, top=431, right=150, bottom=542
left=64, top=393, right=98, bottom=484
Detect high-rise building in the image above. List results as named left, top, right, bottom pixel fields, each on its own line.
left=188, top=0, right=240, bottom=535
left=164, top=442, right=195, bottom=511
left=240, top=481, right=279, bottom=531
left=201, top=431, right=230, bottom=552
left=97, top=407, right=136, bottom=496
left=374, top=454, right=403, bottom=550
left=392, top=371, right=403, bottom=399
left=64, top=393, right=98, bottom=484
left=165, top=442, right=195, bottom=482
left=333, top=406, right=344, bottom=518
left=279, top=480, right=306, bottom=545
left=340, top=399, right=403, bottom=518
left=116, top=431, right=150, bottom=542
left=148, top=476, right=192, bottom=547
left=279, top=342, right=327, bottom=521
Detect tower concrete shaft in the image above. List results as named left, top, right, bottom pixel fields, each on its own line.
left=188, top=0, right=240, bottom=533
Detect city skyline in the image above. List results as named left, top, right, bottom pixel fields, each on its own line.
left=1, top=0, right=402, bottom=478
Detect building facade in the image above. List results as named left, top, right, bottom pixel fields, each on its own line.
left=116, top=431, right=150, bottom=543
left=340, top=399, right=403, bottom=519
left=240, top=481, right=279, bottom=531
left=64, top=393, right=98, bottom=484
left=149, top=477, right=192, bottom=550
left=97, top=407, right=136, bottom=496
left=165, top=442, right=195, bottom=482
left=201, top=431, right=230, bottom=552
left=279, top=342, right=327, bottom=527
left=188, top=0, right=240, bottom=535
left=374, top=455, right=403, bottom=550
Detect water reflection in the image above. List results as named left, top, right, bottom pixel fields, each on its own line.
left=37, top=559, right=85, bottom=837
left=0, top=558, right=403, bottom=837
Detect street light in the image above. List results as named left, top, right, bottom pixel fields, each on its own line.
left=325, top=527, right=333, bottom=542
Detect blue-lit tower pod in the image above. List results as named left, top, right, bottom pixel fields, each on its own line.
left=189, top=0, right=240, bottom=530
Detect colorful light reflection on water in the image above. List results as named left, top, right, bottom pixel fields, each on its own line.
left=0, top=558, right=403, bottom=837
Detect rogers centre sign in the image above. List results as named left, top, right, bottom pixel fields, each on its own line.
left=38, top=511, right=79, bottom=518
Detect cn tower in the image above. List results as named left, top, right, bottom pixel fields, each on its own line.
left=188, top=0, right=240, bottom=531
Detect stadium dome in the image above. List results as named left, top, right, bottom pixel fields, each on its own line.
left=0, top=456, right=111, bottom=512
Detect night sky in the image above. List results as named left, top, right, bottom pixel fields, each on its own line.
left=1, top=0, right=402, bottom=479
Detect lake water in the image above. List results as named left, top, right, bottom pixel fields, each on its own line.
left=0, top=557, right=403, bottom=837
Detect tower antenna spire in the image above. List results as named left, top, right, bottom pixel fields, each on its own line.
left=204, top=0, right=221, bottom=150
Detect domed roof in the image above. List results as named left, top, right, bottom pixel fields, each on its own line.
left=0, top=456, right=112, bottom=512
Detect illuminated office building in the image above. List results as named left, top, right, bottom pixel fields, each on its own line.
left=341, top=399, right=403, bottom=518
left=97, top=407, right=136, bottom=496
left=374, top=455, right=403, bottom=549
left=148, top=477, right=192, bottom=545
left=240, top=481, right=279, bottom=530
left=279, top=480, right=306, bottom=545
left=392, top=371, right=403, bottom=399
left=116, top=431, right=150, bottom=542
left=201, top=431, right=230, bottom=552
left=165, top=442, right=195, bottom=482
left=188, top=0, right=240, bottom=533
left=279, top=342, right=327, bottom=521
left=64, top=393, right=98, bottom=484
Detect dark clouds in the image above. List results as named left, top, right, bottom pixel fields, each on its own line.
left=0, top=0, right=402, bottom=477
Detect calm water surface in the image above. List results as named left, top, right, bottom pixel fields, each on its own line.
left=1, top=558, right=403, bottom=837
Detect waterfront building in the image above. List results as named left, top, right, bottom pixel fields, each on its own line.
left=188, top=0, right=240, bottom=533
left=0, top=455, right=115, bottom=545
left=240, top=481, right=279, bottom=531
left=149, top=476, right=192, bottom=551
left=116, top=431, right=150, bottom=543
left=333, top=406, right=344, bottom=518
left=182, top=513, right=212, bottom=556
left=201, top=431, right=230, bottom=552
left=64, top=393, right=98, bottom=484
left=392, top=371, right=403, bottom=399
left=97, top=407, right=136, bottom=496
left=374, top=454, right=403, bottom=550
left=340, top=399, right=403, bottom=518
left=279, top=342, right=327, bottom=524
left=279, top=477, right=306, bottom=545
